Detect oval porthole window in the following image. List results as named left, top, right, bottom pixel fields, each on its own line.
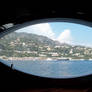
left=0, top=18, right=92, bottom=79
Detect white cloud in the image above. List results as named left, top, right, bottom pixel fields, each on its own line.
left=17, top=25, right=73, bottom=44
left=17, top=23, right=55, bottom=40
left=57, top=29, right=72, bottom=44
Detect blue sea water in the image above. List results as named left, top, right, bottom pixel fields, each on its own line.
left=1, top=59, right=92, bottom=78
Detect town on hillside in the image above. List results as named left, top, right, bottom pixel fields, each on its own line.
left=0, top=32, right=92, bottom=61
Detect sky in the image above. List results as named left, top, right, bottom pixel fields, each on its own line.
left=16, top=22, right=92, bottom=47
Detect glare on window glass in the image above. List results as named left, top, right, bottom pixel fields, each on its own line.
left=0, top=21, right=92, bottom=78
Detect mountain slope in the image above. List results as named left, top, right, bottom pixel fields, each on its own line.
left=0, top=32, right=92, bottom=59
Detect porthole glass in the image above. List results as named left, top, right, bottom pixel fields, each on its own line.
left=0, top=18, right=92, bottom=78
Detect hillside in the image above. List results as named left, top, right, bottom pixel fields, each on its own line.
left=0, top=32, right=92, bottom=60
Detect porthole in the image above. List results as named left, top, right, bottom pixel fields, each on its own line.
left=0, top=18, right=92, bottom=79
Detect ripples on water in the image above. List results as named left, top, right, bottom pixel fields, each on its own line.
left=1, top=59, right=92, bottom=78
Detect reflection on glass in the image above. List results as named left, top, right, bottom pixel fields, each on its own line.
left=0, top=22, right=92, bottom=78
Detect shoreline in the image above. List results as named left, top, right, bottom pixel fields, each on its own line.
left=0, top=56, right=92, bottom=61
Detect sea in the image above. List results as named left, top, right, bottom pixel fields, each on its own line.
left=1, top=59, right=92, bottom=78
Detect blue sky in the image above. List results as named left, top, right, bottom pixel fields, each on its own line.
left=49, top=22, right=92, bottom=46
left=16, top=22, right=92, bottom=47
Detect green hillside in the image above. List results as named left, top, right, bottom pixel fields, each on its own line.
left=0, top=32, right=92, bottom=60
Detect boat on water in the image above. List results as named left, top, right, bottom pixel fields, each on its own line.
left=46, top=58, right=53, bottom=61
left=46, top=58, right=70, bottom=61
left=56, top=58, right=69, bottom=61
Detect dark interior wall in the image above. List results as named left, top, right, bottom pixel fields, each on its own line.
left=0, top=7, right=92, bottom=91
left=0, top=7, right=92, bottom=25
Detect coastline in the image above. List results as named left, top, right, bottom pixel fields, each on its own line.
left=0, top=56, right=92, bottom=61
